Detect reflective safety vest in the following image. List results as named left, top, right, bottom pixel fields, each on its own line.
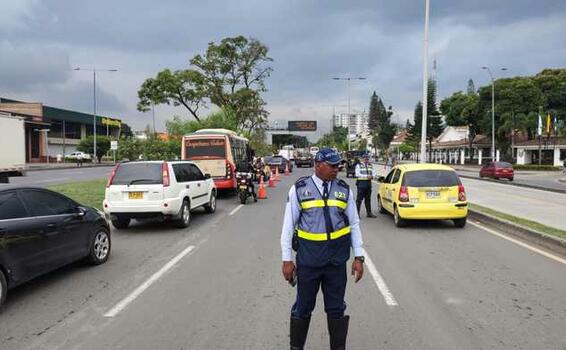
left=356, top=163, right=373, bottom=181
left=295, top=177, right=351, bottom=267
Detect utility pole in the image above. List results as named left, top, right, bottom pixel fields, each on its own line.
left=420, top=0, right=430, bottom=163
left=332, top=77, right=366, bottom=151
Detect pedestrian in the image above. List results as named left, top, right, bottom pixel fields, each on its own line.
left=281, top=147, right=365, bottom=350
left=563, top=159, right=566, bottom=175
left=355, top=154, right=376, bottom=218
left=76, top=153, right=83, bottom=167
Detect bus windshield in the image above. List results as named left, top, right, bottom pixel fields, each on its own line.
left=185, top=138, right=226, bottom=159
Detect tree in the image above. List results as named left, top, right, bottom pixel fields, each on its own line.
left=316, top=127, right=348, bottom=151
left=137, top=69, right=207, bottom=121
left=406, top=102, right=423, bottom=151
left=440, top=91, right=481, bottom=160
left=190, top=36, right=273, bottom=131
left=120, top=123, right=134, bottom=138
left=427, top=79, right=444, bottom=157
left=165, top=108, right=238, bottom=137
left=375, top=106, right=396, bottom=154
left=77, top=136, right=111, bottom=162
left=368, top=91, right=381, bottom=132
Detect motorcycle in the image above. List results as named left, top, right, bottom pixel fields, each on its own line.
left=236, top=172, right=257, bottom=204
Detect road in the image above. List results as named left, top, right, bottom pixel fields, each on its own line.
left=10, top=166, right=113, bottom=186
left=1, top=168, right=566, bottom=349
left=456, top=168, right=566, bottom=193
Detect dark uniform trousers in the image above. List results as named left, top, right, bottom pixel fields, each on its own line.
left=292, top=263, right=347, bottom=320
left=355, top=181, right=372, bottom=215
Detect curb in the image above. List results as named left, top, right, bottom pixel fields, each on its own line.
left=459, top=174, right=566, bottom=195
left=25, top=164, right=114, bottom=172
left=468, top=208, right=566, bottom=258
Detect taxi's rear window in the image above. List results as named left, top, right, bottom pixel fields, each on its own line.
left=402, top=170, right=460, bottom=187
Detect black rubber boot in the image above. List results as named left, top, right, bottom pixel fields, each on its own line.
left=290, top=316, right=311, bottom=350
left=327, top=315, right=349, bottom=350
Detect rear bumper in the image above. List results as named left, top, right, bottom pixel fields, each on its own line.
left=103, top=197, right=181, bottom=216
left=494, top=173, right=514, bottom=179
left=398, top=202, right=468, bottom=220
left=213, top=178, right=236, bottom=189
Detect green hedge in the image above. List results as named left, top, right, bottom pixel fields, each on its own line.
left=513, top=164, right=561, bottom=171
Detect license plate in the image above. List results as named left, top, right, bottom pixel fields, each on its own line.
left=128, top=192, right=144, bottom=199
left=239, top=185, right=248, bottom=189
left=426, top=191, right=440, bottom=199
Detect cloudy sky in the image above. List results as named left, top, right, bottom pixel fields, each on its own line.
left=1, top=0, right=565, bottom=137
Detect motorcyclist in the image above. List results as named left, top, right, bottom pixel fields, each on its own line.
left=237, top=160, right=258, bottom=202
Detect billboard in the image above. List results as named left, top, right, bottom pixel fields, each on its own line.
left=288, top=120, right=317, bottom=132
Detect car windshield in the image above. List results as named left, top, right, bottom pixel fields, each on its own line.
left=112, top=163, right=163, bottom=185
left=496, top=162, right=513, bottom=168
left=402, top=170, right=461, bottom=187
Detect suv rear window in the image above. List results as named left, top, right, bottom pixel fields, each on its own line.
left=402, top=170, right=460, bottom=187
left=112, top=163, right=163, bottom=185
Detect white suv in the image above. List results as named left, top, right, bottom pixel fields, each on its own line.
left=103, top=161, right=217, bottom=229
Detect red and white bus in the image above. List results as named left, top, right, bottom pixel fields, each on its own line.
left=181, top=129, right=251, bottom=190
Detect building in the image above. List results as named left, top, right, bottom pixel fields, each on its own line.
left=0, top=98, right=121, bottom=163
left=332, top=112, right=369, bottom=137
left=513, top=138, right=566, bottom=166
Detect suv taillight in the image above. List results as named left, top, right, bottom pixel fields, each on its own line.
left=458, top=184, right=466, bottom=201
left=399, top=186, right=409, bottom=202
left=162, top=162, right=170, bottom=187
left=106, top=164, right=120, bottom=187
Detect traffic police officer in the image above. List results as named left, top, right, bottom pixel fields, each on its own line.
left=354, top=154, right=376, bottom=218
left=281, top=148, right=365, bottom=350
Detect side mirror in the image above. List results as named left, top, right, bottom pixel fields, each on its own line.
left=76, top=207, right=87, bottom=218
left=204, top=173, right=211, bottom=179
left=377, top=176, right=385, bottom=183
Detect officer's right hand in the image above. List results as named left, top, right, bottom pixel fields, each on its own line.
left=282, top=261, right=296, bottom=282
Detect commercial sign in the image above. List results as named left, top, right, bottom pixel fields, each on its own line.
left=101, top=117, right=122, bottom=128
left=288, top=120, right=317, bottom=132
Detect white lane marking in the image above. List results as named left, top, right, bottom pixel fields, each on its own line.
left=104, top=245, right=196, bottom=318
left=229, top=204, right=243, bottom=216
left=470, top=221, right=566, bottom=266
left=362, top=248, right=398, bottom=306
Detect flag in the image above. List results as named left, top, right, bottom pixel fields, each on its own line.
left=546, top=113, right=551, bottom=134
left=537, top=114, right=542, bottom=136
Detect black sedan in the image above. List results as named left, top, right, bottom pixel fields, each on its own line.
left=0, top=185, right=111, bottom=307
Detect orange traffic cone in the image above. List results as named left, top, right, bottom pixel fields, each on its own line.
left=258, top=176, right=267, bottom=199
left=268, top=173, right=275, bottom=187
left=284, top=163, right=290, bottom=176
left=275, top=166, right=280, bottom=182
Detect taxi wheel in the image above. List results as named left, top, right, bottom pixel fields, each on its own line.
left=454, top=218, right=467, bottom=228
left=394, top=206, right=407, bottom=227
left=377, top=196, right=386, bottom=214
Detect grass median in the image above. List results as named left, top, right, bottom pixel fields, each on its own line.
left=48, top=179, right=106, bottom=210
left=469, top=203, right=566, bottom=240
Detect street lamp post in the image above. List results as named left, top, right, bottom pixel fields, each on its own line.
left=481, top=66, right=507, bottom=161
left=332, top=77, right=366, bottom=151
left=420, top=0, right=430, bottom=164
left=74, top=67, right=117, bottom=163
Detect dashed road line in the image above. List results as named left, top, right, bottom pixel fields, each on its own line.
left=229, top=204, right=243, bottom=216
left=104, top=245, right=196, bottom=317
left=363, top=248, right=398, bottom=306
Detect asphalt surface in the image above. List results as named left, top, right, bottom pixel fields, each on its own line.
left=1, top=168, right=566, bottom=349
left=10, top=167, right=113, bottom=187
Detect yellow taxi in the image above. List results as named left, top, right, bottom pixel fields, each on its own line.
left=376, top=163, right=468, bottom=228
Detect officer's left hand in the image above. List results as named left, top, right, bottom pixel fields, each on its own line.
left=351, top=260, right=364, bottom=283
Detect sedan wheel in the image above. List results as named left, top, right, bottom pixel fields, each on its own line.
left=377, top=196, right=386, bottom=214
left=87, top=228, right=111, bottom=265
left=394, top=206, right=407, bottom=227
left=0, top=269, right=7, bottom=307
